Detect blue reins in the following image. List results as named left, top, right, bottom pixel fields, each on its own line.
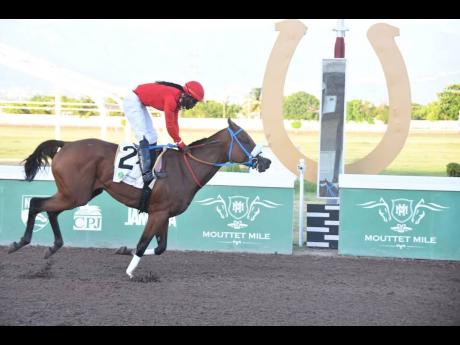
left=143, top=126, right=259, bottom=169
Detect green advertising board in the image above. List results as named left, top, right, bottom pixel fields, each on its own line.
left=339, top=174, right=460, bottom=261
left=0, top=166, right=294, bottom=254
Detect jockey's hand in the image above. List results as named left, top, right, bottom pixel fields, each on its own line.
left=176, top=140, right=188, bottom=152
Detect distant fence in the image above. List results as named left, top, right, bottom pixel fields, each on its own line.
left=0, top=99, right=459, bottom=132
left=0, top=100, right=124, bottom=116
left=0, top=113, right=459, bottom=132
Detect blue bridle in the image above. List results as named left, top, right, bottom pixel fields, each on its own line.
left=210, top=127, right=259, bottom=168
left=147, top=127, right=261, bottom=169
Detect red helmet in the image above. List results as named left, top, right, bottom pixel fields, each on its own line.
left=183, top=81, right=204, bottom=101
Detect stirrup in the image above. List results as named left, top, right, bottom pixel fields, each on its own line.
left=154, top=170, right=167, bottom=179
left=142, top=171, right=154, bottom=183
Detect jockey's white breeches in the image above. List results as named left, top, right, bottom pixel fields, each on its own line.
left=123, top=91, right=158, bottom=144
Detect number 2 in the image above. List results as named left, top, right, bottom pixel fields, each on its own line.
left=118, top=146, right=137, bottom=170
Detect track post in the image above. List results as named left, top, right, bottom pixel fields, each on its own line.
left=298, top=159, right=305, bottom=247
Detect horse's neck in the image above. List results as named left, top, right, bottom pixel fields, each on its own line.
left=190, top=141, right=228, bottom=186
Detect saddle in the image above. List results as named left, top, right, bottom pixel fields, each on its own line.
left=113, top=143, right=169, bottom=212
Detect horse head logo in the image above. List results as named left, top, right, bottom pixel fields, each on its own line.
left=359, top=197, right=449, bottom=233
left=196, top=195, right=282, bottom=229
left=195, top=195, right=228, bottom=219
left=247, top=196, right=282, bottom=221
left=411, top=199, right=449, bottom=225
left=358, top=198, right=391, bottom=222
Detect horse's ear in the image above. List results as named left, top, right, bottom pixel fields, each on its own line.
left=227, top=118, right=237, bottom=129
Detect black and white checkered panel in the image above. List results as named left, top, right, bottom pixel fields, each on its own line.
left=306, top=204, right=339, bottom=249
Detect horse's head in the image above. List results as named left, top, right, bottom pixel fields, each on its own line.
left=224, top=118, right=271, bottom=173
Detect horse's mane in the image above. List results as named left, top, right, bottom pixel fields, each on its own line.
left=188, top=125, right=234, bottom=147
left=189, top=137, right=210, bottom=146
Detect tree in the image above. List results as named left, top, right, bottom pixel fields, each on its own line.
left=182, top=100, right=241, bottom=118
left=283, top=91, right=319, bottom=120
left=346, top=99, right=375, bottom=123
left=241, top=87, right=262, bottom=117
left=371, top=103, right=389, bottom=124
left=412, top=103, right=426, bottom=120
left=437, top=84, right=460, bottom=120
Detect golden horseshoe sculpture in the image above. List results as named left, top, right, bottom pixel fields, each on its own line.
left=260, top=20, right=411, bottom=182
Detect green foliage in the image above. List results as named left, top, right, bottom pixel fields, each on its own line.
left=290, top=120, right=301, bottom=129
left=241, top=87, right=262, bottom=116
left=372, top=104, right=389, bottom=124
left=0, top=101, right=31, bottom=114
left=425, top=101, right=442, bottom=121
left=346, top=99, right=375, bottom=123
left=2, top=83, right=458, bottom=122
left=29, top=95, right=54, bottom=114
left=220, top=165, right=249, bottom=173
left=411, top=84, right=459, bottom=121
left=62, top=95, right=98, bottom=117
left=283, top=92, right=319, bottom=120
left=0, top=95, right=102, bottom=117
left=446, top=162, right=460, bottom=177
left=411, top=101, right=441, bottom=121
left=249, top=87, right=261, bottom=102
left=437, top=84, right=460, bottom=120
left=182, top=100, right=241, bottom=118
left=412, top=103, right=425, bottom=120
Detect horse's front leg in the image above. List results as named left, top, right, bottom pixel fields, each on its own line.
left=115, top=223, right=168, bottom=257
left=153, top=227, right=168, bottom=255
left=126, top=211, right=169, bottom=278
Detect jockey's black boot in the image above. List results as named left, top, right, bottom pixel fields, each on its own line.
left=138, top=137, right=153, bottom=184
left=137, top=140, right=167, bottom=213
left=150, top=145, right=167, bottom=179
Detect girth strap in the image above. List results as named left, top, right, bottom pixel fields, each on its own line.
left=183, top=153, right=203, bottom=188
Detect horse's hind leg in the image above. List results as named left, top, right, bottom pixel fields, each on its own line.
left=43, top=211, right=64, bottom=259
left=8, top=197, right=49, bottom=254
left=43, top=189, right=101, bottom=259
left=9, top=193, right=78, bottom=256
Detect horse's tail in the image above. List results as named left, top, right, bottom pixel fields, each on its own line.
left=23, top=140, right=66, bottom=182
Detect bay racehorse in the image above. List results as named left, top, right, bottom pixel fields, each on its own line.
left=8, top=119, right=271, bottom=278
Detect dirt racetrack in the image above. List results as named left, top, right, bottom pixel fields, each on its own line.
left=1, top=245, right=459, bottom=326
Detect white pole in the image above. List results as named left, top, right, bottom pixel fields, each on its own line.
left=96, top=97, right=107, bottom=140
left=298, top=159, right=305, bottom=247
left=54, top=91, right=61, bottom=140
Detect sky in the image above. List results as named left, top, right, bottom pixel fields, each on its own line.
left=0, top=19, right=459, bottom=105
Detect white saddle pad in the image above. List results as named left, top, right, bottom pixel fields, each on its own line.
left=113, top=143, right=164, bottom=189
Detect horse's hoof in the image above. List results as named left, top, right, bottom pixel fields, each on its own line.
left=115, top=246, right=126, bottom=254
left=8, top=241, right=22, bottom=254
left=115, top=246, right=131, bottom=255
left=44, top=247, right=54, bottom=259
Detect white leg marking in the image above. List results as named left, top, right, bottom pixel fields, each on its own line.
left=126, top=255, right=141, bottom=278
left=144, top=249, right=155, bottom=255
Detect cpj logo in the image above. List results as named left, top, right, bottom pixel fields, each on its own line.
left=357, top=197, right=449, bottom=249
left=21, top=195, right=50, bottom=233
left=196, top=195, right=281, bottom=230
left=73, top=204, right=102, bottom=231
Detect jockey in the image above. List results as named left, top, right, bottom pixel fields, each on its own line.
left=123, top=80, right=204, bottom=184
